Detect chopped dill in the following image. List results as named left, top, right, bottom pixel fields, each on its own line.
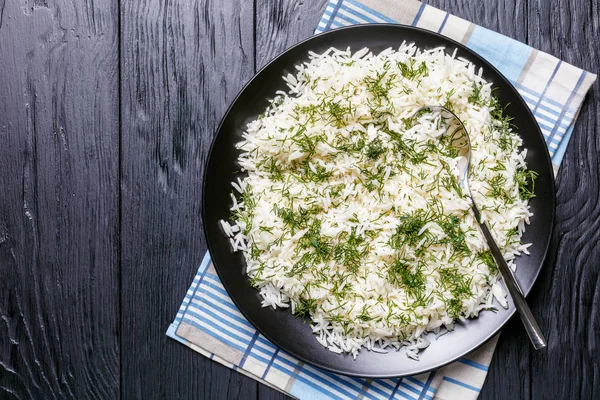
left=438, top=215, right=471, bottom=257
left=477, top=250, right=498, bottom=275
left=329, top=183, right=346, bottom=198
left=490, top=160, right=506, bottom=172
left=515, top=168, right=538, bottom=200
left=439, top=268, right=473, bottom=298
left=293, top=297, right=318, bottom=318
left=324, top=100, right=352, bottom=127
left=332, top=134, right=365, bottom=152
left=273, top=204, right=319, bottom=234
left=298, top=159, right=333, bottom=183
left=298, top=220, right=330, bottom=263
left=468, top=83, right=487, bottom=107
left=488, top=174, right=508, bottom=199
left=444, top=88, right=457, bottom=111
left=397, top=59, right=429, bottom=80
left=333, top=228, right=369, bottom=274
left=364, top=71, right=393, bottom=99
left=388, top=259, right=426, bottom=295
left=447, top=298, right=463, bottom=319
left=364, top=137, right=385, bottom=159
left=390, top=210, right=431, bottom=248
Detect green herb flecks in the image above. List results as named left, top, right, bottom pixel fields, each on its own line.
left=468, top=83, right=487, bottom=107
left=447, top=298, right=463, bottom=319
left=293, top=297, right=318, bottom=318
left=324, top=100, right=353, bottom=128
left=438, top=215, right=471, bottom=259
left=397, top=59, right=429, bottom=80
left=332, top=134, right=366, bottom=153
left=515, top=168, right=538, bottom=200
left=333, top=229, right=369, bottom=274
left=439, top=268, right=473, bottom=299
left=390, top=210, right=431, bottom=249
left=388, top=259, right=426, bottom=296
left=298, top=159, right=334, bottom=183
left=487, top=174, right=509, bottom=200
left=364, top=137, right=386, bottom=159
left=274, top=204, right=320, bottom=234
left=298, top=220, right=330, bottom=263
left=477, top=250, right=498, bottom=275
left=364, top=71, right=393, bottom=100
left=444, top=89, right=457, bottom=111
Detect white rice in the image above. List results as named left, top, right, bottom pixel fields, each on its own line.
left=221, top=44, right=535, bottom=359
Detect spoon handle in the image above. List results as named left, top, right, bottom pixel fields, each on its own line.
left=471, top=204, right=547, bottom=350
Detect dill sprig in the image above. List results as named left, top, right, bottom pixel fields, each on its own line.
left=231, top=185, right=256, bottom=235
left=291, top=130, right=323, bottom=156
left=447, top=298, right=463, bottom=319
left=515, top=168, right=538, bottom=200
left=390, top=210, right=431, bottom=248
left=477, top=250, right=498, bottom=275
left=444, top=88, right=457, bottom=111
left=364, top=71, right=393, bottom=100
left=332, top=134, right=365, bottom=153
left=333, top=228, right=369, bottom=274
left=439, top=268, right=473, bottom=299
left=384, top=129, right=427, bottom=164
left=364, top=137, right=386, bottom=159
left=263, top=157, right=284, bottom=181
left=297, top=159, right=333, bottom=183
left=387, top=259, right=426, bottom=296
left=489, top=98, right=518, bottom=151
left=273, top=204, right=320, bottom=234
left=324, top=100, right=352, bottom=127
left=467, top=83, right=488, bottom=107
left=329, top=183, right=346, bottom=198
left=293, top=297, right=318, bottom=318
left=397, top=59, right=429, bottom=80
left=487, top=174, right=509, bottom=199
left=358, top=164, right=387, bottom=193
left=298, top=220, right=330, bottom=263
left=438, top=215, right=471, bottom=258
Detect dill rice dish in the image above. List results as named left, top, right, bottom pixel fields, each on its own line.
left=220, top=44, right=537, bottom=360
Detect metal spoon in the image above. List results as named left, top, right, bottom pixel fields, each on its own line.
left=411, top=105, right=547, bottom=350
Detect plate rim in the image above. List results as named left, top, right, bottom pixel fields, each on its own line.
left=201, top=23, right=556, bottom=378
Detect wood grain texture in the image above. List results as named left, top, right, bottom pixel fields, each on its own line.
left=0, top=0, right=120, bottom=399
left=255, top=0, right=329, bottom=70
left=119, top=0, right=257, bottom=398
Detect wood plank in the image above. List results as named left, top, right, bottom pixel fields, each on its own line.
left=0, top=0, right=120, bottom=398
left=119, top=0, right=257, bottom=397
left=526, top=1, right=600, bottom=399
left=255, top=0, right=329, bottom=70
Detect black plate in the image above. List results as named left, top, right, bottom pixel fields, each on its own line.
left=202, top=24, right=555, bottom=378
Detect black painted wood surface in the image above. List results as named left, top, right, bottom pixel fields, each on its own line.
left=0, top=0, right=597, bottom=399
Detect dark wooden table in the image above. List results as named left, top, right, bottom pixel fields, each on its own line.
left=1, top=0, right=598, bottom=399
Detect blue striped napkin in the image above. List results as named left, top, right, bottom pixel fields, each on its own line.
left=168, top=1, right=595, bottom=399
